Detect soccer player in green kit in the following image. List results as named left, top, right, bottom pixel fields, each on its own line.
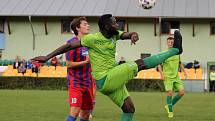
left=158, top=37, right=187, bottom=118
left=31, top=14, right=183, bottom=121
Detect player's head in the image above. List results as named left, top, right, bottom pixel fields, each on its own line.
left=167, top=37, right=174, bottom=48
left=71, top=17, right=90, bottom=36
left=98, top=14, right=119, bottom=35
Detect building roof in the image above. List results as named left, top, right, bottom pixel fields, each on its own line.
left=0, top=0, right=215, bottom=18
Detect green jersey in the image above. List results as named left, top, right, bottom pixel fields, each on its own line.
left=162, top=49, right=180, bottom=79
left=81, top=31, right=124, bottom=80
left=210, top=71, right=215, bottom=81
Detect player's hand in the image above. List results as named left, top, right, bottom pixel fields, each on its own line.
left=130, top=32, right=139, bottom=45
left=85, top=56, right=90, bottom=63
left=31, top=56, right=49, bottom=63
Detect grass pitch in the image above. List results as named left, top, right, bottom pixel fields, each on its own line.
left=0, top=90, right=214, bottom=121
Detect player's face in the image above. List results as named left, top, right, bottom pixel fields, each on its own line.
left=79, top=20, right=90, bottom=35
left=108, top=17, right=119, bottom=35
left=167, top=39, right=174, bottom=48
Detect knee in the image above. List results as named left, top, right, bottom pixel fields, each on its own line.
left=124, top=105, right=135, bottom=113
left=167, top=91, right=173, bottom=96
left=69, top=107, right=80, bottom=117
left=121, top=99, right=135, bottom=113
left=179, top=90, right=185, bottom=96
left=79, top=111, right=90, bottom=120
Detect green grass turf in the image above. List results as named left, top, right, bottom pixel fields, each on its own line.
left=0, top=90, right=215, bottom=121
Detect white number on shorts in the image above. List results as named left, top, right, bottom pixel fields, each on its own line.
left=71, top=98, right=77, bottom=104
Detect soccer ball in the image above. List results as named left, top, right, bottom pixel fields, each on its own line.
left=139, top=0, right=156, bottom=9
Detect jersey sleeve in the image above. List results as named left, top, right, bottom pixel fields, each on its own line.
left=116, top=30, right=124, bottom=41
left=80, top=34, right=94, bottom=48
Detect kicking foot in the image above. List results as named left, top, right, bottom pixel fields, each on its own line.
left=173, top=30, right=183, bottom=55
left=168, top=112, right=174, bottom=118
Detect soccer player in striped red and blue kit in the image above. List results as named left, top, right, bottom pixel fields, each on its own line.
left=65, top=17, right=95, bottom=121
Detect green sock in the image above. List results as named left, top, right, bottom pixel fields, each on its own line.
left=143, top=48, right=179, bottom=69
left=172, top=93, right=182, bottom=106
left=167, top=96, right=173, bottom=112
left=120, top=113, right=134, bottom=121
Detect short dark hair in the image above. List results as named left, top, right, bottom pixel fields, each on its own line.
left=167, top=37, right=174, bottom=40
left=98, top=14, right=112, bottom=31
left=71, top=17, right=87, bottom=35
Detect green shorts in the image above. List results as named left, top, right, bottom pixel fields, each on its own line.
left=164, top=76, right=184, bottom=92
left=98, top=61, right=138, bottom=107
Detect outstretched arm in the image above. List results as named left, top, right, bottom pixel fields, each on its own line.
left=66, top=56, right=90, bottom=69
left=180, top=62, right=188, bottom=79
left=31, top=41, right=82, bottom=63
left=157, top=65, right=164, bottom=80
left=120, top=32, right=139, bottom=45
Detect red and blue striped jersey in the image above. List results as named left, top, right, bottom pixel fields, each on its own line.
left=66, top=37, right=93, bottom=89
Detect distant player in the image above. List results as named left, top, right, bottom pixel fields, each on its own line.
left=32, top=14, right=183, bottom=121
left=65, top=17, right=95, bottom=121
left=158, top=36, right=187, bottom=118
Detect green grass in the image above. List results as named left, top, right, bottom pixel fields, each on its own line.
left=0, top=90, right=215, bottom=121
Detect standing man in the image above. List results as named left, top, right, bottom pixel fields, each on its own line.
left=209, top=66, right=215, bottom=92
left=32, top=14, right=183, bottom=121
left=65, top=17, right=95, bottom=121
left=158, top=36, right=187, bottom=118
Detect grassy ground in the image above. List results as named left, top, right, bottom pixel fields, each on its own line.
left=0, top=90, right=215, bottom=121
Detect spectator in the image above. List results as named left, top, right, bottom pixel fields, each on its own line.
left=13, top=56, right=21, bottom=69
left=184, top=60, right=200, bottom=70
left=21, top=59, right=27, bottom=68
left=193, top=60, right=200, bottom=72
left=51, top=56, right=58, bottom=70
left=31, top=61, right=41, bottom=76
left=26, top=60, right=33, bottom=69
left=18, top=63, right=26, bottom=76
left=209, top=65, right=215, bottom=92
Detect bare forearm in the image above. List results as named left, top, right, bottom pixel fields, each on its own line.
left=120, top=32, right=138, bottom=40
left=158, top=65, right=164, bottom=78
left=46, top=41, right=81, bottom=60
left=66, top=61, right=88, bottom=69
left=157, top=65, right=162, bottom=73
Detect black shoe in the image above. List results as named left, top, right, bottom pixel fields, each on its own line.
left=173, top=30, right=183, bottom=55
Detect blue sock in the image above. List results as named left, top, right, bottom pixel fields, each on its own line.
left=66, top=115, right=76, bottom=121
left=80, top=119, right=88, bottom=121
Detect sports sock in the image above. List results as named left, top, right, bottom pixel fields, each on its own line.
left=166, top=96, right=173, bottom=112
left=120, top=113, right=134, bottom=121
left=66, top=115, right=76, bottom=121
left=143, top=48, right=179, bottom=69
left=172, top=93, right=182, bottom=106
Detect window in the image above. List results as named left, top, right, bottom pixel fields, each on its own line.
left=161, top=20, right=170, bottom=34
left=161, top=20, right=180, bottom=34
left=117, top=20, right=126, bottom=31
left=61, top=19, right=73, bottom=33
left=210, top=21, right=215, bottom=35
